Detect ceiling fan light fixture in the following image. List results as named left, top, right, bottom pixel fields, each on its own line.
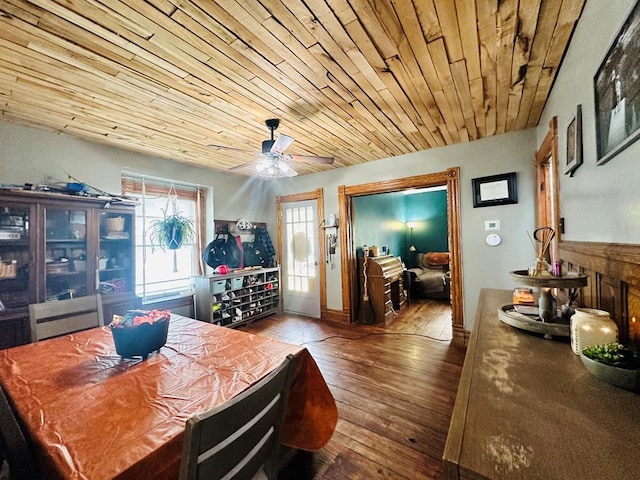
left=253, top=153, right=296, bottom=178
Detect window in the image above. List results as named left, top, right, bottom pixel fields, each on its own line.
left=122, top=175, right=206, bottom=301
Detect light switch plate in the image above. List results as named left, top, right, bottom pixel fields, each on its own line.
left=484, top=220, right=500, bottom=231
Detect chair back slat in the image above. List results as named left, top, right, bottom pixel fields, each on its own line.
left=29, top=294, right=104, bottom=342
left=180, top=354, right=295, bottom=480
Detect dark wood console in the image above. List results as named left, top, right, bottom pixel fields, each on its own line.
left=443, top=288, right=639, bottom=479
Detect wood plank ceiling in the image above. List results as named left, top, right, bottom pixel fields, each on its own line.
left=0, top=0, right=586, bottom=176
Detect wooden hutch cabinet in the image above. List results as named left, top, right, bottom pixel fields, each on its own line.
left=0, top=189, right=140, bottom=348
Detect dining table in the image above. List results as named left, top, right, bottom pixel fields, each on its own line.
left=0, top=314, right=338, bottom=480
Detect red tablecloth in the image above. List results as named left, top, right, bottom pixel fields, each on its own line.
left=0, top=315, right=337, bottom=479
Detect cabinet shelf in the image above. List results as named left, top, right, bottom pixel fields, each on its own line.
left=46, top=238, right=87, bottom=243
left=46, top=271, right=86, bottom=277
left=194, top=267, right=280, bottom=327
left=0, top=240, right=29, bottom=247
left=100, top=237, right=131, bottom=242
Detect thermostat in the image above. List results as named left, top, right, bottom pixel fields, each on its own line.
left=485, top=233, right=502, bottom=246
left=485, top=220, right=500, bottom=231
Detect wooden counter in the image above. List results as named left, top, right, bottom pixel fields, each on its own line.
left=443, top=288, right=639, bottom=479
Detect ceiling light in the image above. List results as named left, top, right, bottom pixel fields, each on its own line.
left=253, top=153, right=296, bottom=178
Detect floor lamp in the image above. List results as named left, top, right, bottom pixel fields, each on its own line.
left=407, top=222, right=416, bottom=252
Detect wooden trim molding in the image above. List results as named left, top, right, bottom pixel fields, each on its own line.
left=534, top=116, right=560, bottom=261
left=321, top=307, right=350, bottom=324
left=559, top=240, right=640, bottom=349
left=338, top=168, right=463, bottom=340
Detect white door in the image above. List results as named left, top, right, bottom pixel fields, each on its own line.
left=282, top=200, right=321, bottom=317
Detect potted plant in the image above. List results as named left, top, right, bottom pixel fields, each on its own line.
left=148, top=210, right=195, bottom=250
left=580, top=343, right=640, bottom=391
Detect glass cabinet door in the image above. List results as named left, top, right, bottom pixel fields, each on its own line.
left=98, top=211, right=135, bottom=297
left=0, top=203, right=32, bottom=311
left=44, top=207, right=90, bottom=301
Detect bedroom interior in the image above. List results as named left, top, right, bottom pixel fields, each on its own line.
left=2, top=0, right=640, bottom=479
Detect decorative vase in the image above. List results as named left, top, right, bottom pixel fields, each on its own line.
left=528, top=257, right=552, bottom=277
left=570, top=308, right=618, bottom=355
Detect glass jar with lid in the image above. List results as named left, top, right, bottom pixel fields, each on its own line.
left=570, top=308, right=618, bottom=355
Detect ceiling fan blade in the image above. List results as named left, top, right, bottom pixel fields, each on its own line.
left=227, top=160, right=255, bottom=171
left=207, top=144, right=254, bottom=154
left=270, top=134, right=294, bottom=154
left=290, top=154, right=334, bottom=165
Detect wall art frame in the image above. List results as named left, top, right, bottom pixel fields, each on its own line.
left=565, top=104, right=583, bottom=176
left=594, top=1, right=640, bottom=165
left=471, top=172, right=518, bottom=208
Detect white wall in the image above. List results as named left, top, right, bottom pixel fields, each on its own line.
left=277, top=129, right=538, bottom=329
left=538, top=0, right=640, bottom=243
left=1, top=121, right=538, bottom=329
left=0, top=122, right=277, bottom=255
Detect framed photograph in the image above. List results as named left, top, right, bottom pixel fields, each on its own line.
left=594, top=1, right=640, bottom=165
left=471, top=172, right=518, bottom=208
left=565, top=104, right=583, bottom=176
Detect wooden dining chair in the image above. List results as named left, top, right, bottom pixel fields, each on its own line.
left=0, top=387, right=40, bottom=480
left=29, top=294, right=104, bottom=342
left=179, top=354, right=295, bottom=480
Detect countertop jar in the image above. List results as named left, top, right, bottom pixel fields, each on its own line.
left=570, top=308, right=618, bottom=355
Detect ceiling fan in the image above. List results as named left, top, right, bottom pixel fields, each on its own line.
left=208, top=119, right=334, bottom=178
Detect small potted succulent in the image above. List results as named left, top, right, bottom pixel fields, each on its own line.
left=580, top=343, right=640, bottom=391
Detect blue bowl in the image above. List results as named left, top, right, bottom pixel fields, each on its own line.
left=110, top=318, right=170, bottom=359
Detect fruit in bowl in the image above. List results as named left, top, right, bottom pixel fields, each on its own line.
left=109, top=309, right=171, bottom=359
left=580, top=343, right=640, bottom=392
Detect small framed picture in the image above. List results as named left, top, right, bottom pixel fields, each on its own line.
left=471, top=172, right=518, bottom=208
left=565, top=104, right=583, bottom=176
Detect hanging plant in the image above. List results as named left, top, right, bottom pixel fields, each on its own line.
left=146, top=184, right=196, bottom=272
left=148, top=212, right=195, bottom=250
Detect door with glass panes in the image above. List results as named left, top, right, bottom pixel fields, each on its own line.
left=281, top=200, right=320, bottom=318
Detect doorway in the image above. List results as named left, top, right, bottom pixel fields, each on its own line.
left=338, top=168, right=465, bottom=344
left=275, top=189, right=326, bottom=318
left=280, top=199, right=321, bottom=317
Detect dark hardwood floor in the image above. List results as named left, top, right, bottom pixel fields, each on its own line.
left=239, top=297, right=466, bottom=480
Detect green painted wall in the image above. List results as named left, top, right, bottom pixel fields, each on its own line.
left=353, top=191, right=405, bottom=258
left=353, top=189, right=448, bottom=265
left=405, top=190, right=448, bottom=252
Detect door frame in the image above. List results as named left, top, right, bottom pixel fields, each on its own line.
left=338, top=167, right=464, bottom=344
left=275, top=189, right=326, bottom=316
left=534, top=117, right=560, bottom=261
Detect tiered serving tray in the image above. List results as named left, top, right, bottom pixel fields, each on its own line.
left=498, top=304, right=570, bottom=338
left=498, top=270, right=588, bottom=339
left=509, top=270, right=588, bottom=289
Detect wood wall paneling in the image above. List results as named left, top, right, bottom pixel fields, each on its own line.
left=559, top=241, right=640, bottom=349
